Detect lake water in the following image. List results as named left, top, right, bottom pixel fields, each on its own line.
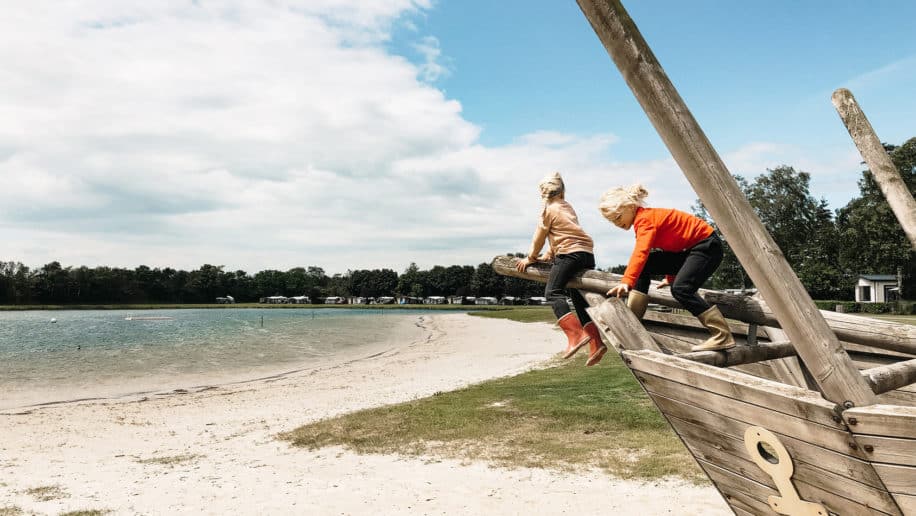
left=0, top=308, right=431, bottom=409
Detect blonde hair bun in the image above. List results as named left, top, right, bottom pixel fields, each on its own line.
left=538, top=172, right=565, bottom=199
left=599, top=183, right=649, bottom=220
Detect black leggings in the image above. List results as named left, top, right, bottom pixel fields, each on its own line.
left=545, top=252, right=595, bottom=323
left=633, top=234, right=723, bottom=316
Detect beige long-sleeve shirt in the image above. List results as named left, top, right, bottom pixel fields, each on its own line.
left=528, top=200, right=594, bottom=260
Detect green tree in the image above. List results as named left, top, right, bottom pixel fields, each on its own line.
left=836, top=138, right=916, bottom=298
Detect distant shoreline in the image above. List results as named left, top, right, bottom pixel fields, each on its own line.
left=0, top=303, right=522, bottom=311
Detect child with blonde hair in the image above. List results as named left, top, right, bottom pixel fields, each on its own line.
left=516, top=172, right=607, bottom=366
left=599, top=184, right=735, bottom=351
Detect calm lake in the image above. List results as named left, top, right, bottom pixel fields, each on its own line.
left=0, top=308, right=430, bottom=409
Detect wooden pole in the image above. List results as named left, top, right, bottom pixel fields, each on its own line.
left=575, top=0, right=875, bottom=406
left=862, top=358, right=916, bottom=395
left=832, top=88, right=916, bottom=249
left=492, top=255, right=916, bottom=355
left=680, top=341, right=796, bottom=368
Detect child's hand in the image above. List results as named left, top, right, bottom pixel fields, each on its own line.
left=657, top=277, right=670, bottom=289
left=516, top=257, right=533, bottom=272
left=607, top=284, right=629, bottom=298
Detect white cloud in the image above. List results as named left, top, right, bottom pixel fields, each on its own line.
left=0, top=0, right=754, bottom=274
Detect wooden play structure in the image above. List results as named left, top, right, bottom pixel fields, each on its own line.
left=494, top=1, right=916, bottom=514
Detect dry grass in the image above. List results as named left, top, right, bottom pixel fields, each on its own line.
left=25, top=485, right=69, bottom=502
left=281, top=353, right=702, bottom=481
left=136, top=453, right=201, bottom=467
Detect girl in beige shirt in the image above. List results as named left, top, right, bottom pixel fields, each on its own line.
left=516, top=172, right=607, bottom=366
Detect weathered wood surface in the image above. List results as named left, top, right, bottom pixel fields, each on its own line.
left=852, top=434, right=916, bottom=467
left=874, top=463, right=916, bottom=495
left=680, top=341, right=796, bottom=367
left=896, top=494, right=916, bottom=514
left=864, top=359, right=916, bottom=395
left=493, top=255, right=916, bottom=355
left=670, top=415, right=902, bottom=514
left=653, top=393, right=884, bottom=488
left=833, top=88, right=916, bottom=249
left=844, top=405, right=916, bottom=439
left=622, top=350, right=841, bottom=427
left=582, top=295, right=662, bottom=352
left=640, top=372, right=855, bottom=453
left=573, top=0, right=875, bottom=405
left=643, top=309, right=764, bottom=337
left=762, top=326, right=817, bottom=390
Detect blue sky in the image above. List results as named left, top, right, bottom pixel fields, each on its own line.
left=1, top=1, right=914, bottom=274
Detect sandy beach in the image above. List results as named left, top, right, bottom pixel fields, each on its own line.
left=0, top=313, right=729, bottom=515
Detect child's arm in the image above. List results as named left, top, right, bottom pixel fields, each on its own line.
left=608, top=223, right=656, bottom=297
left=516, top=225, right=549, bottom=272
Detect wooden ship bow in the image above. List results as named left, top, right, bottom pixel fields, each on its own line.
left=493, top=2, right=916, bottom=514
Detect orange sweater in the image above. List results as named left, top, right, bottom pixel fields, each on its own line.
left=621, top=207, right=714, bottom=288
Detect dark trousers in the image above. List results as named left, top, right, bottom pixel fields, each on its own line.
left=545, top=252, right=595, bottom=323
left=633, top=234, right=723, bottom=316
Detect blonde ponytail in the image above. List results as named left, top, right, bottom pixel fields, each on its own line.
left=598, top=183, right=649, bottom=221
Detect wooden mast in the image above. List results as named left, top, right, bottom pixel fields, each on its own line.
left=832, top=88, right=916, bottom=249
left=575, top=0, right=876, bottom=406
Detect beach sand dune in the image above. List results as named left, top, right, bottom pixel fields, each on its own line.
left=0, top=313, right=729, bottom=515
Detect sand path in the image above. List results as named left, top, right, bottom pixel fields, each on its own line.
left=0, top=313, right=729, bottom=515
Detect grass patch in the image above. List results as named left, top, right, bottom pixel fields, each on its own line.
left=136, top=453, right=201, bottom=467
left=859, top=313, right=916, bottom=325
left=60, top=511, right=108, bottom=516
left=468, top=306, right=556, bottom=323
left=25, top=485, right=68, bottom=502
left=281, top=353, right=701, bottom=481
left=0, top=507, right=23, bottom=516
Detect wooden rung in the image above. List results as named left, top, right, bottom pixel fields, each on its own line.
left=679, top=341, right=795, bottom=367
left=863, top=358, right=916, bottom=395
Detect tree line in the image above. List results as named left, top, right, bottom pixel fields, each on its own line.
left=1, top=138, right=912, bottom=305
left=0, top=259, right=545, bottom=305
left=695, top=137, right=915, bottom=299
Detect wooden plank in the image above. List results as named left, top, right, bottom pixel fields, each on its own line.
left=853, top=435, right=916, bottom=467
left=875, top=463, right=916, bottom=496
left=714, top=481, right=777, bottom=516
left=699, top=460, right=790, bottom=513
left=864, top=359, right=916, bottom=395
left=668, top=415, right=902, bottom=514
left=699, top=460, right=877, bottom=516
left=895, top=494, right=916, bottom=514
left=644, top=309, right=762, bottom=337
left=679, top=341, right=796, bottom=367
left=493, top=254, right=916, bottom=355
left=877, top=390, right=916, bottom=408
left=573, top=0, right=876, bottom=406
left=585, top=295, right=661, bottom=352
left=763, top=326, right=817, bottom=390
left=648, top=392, right=884, bottom=488
left=623, top=350, right=842, bottom=429
left=844, top=405, right=916, bottom=439
left=832, top=88, right=916, bottom=249
left=846, top=342, right=916, bottom=361
left=730, top=507, right=757, bottom=516
left=642, top=377, right=863, bottom=459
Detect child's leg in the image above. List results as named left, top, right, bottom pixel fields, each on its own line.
left=568, top=253, right=596, bottom=324
left=544, top=255, right=577, bottom=319
left=670, top=237, right=723, bottom=316
left=634, top=250, right=687, bottom=293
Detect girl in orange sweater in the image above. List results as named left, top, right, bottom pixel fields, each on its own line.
left=599, top=184, right=735, bottom=351
left=516, top=172, right=607, bottom=366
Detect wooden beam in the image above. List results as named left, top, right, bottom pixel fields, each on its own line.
left=492, top=255, right=916, bottom=355
left=574, top=0, right=875, bottom=406
left=680, top=341, right=795, bottom=367
left=864, top=359, right=916, bottom=395
left=832, top=88, right=916, bottom=249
